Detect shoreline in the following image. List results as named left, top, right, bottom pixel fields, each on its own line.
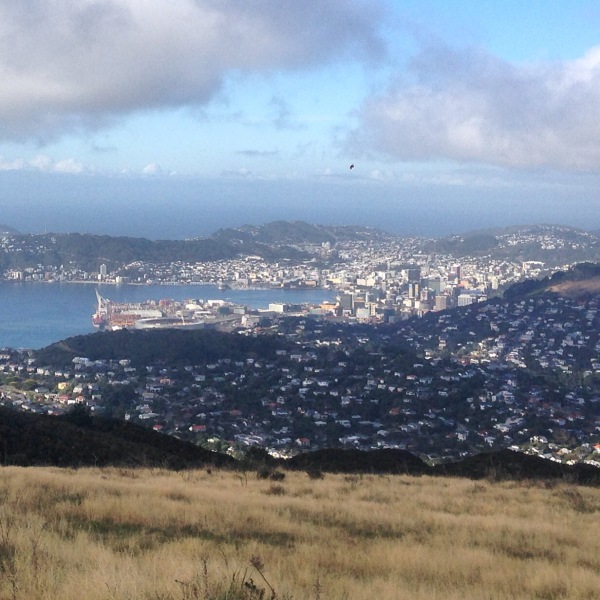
left=0, top=281, right=337, bottom=349
left=0, top=279, right=334, bottom=292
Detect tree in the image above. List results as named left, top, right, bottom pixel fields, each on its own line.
left=64, top=403, right=94, bottom=427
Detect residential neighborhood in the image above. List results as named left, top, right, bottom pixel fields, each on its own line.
left=2, top=271, right=600, bottom=467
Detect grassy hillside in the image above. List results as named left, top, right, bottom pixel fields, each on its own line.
left=503, top=261, right=600, bottom=300
left=0, top=466, right=599, bottom=599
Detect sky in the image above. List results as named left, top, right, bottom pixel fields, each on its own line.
left=1, top=0, right=600, bottom=239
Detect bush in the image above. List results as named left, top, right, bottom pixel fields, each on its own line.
left=264, top=484, right=285, bottom=496
left=306, top=467, right=324, bottom=480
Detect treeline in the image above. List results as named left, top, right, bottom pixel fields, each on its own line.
left=35, top=328, right=292, bottom=368
left=0, top=406, right=233, bottom=469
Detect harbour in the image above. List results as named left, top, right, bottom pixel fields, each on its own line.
left=0, top=282, right=335, bottom=350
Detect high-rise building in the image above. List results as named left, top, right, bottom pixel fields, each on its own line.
left=406, top=268, right=421, bottom=282
left=434, top=295, right=449, bottom=311
left=423, top=277, right=442, bottom=293
left=99, top=263, right=107, bottom=281
left=408, top=282, right=420, bottom=299
left=337, top=293, right=353, bottom=313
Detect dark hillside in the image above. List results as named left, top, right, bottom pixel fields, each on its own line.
left=0, top=407, right=233, bottom=469
left=35, top=328, right=291, bottom=368
left=436, top=448, right=600, bottom=485
left=285, top=447, right=600, bottom=485
left=0, top=407, right=598, bottom=484
left=286, top=447, right=431, bottom=475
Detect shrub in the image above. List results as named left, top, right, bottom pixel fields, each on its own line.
left=305, top=468, right=324, bottom=480
left=264, top=484, right=285, bottom=496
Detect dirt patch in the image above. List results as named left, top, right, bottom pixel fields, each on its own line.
left=547, top=276, right=600, bottom=297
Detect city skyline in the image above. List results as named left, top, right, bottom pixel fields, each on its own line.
left=1, top=1, right=600, bottom=238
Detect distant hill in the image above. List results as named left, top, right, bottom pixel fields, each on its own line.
left=429, top=232, right=500, bottom=256
left=428, top=224, right=600, bottom=267
left=212, top=220, right=393, bottom=245
left=2, top=221, right=599, bottom=272
left=503, top=262, right=600, bottom=300
left=213, top=220, right=337, bottom=245
left=0, top=223, right=19, bottom=235
left=0, top=231, right=311, bottom=272
left=0, top=221, right=392, bottom=273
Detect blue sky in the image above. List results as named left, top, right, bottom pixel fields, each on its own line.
left=1, top=0, right=600, bottom=238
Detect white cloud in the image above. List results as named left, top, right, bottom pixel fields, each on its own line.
left=352, top=44, right=600, bottom=171
left=54, top=158, right=84, bottom=174
left=369, top=169, right=393, bottom=181
left=0, top=156, right=24, bottom=171
left=142, top=163, right=162, bottom=175
left=0, top=153, right=87, bottom=173
left=0, top=0, right=384, bottom=141
left=28, top=154, right=54, bottom=171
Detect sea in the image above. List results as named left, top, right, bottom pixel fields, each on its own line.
left=0, top=282, right=336, bottom=350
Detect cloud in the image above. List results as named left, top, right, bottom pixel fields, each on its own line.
left=28, top=155, right=54, bottom=172
left=351, top=44, right=600, bottom=171
left=0, top=156, right=25, bottom=171
left=27, top=154, right=85, bottom=173
left=0, top=154, right=88, bottom=173
left=142, top=163, right=162, bottom=176
left=53, top=158, right=84, bottom=174
left=0, top=0, right=384, bottom=142
left=268, top=96, right=302, bottom=130
left=235, top=150, right=279, bottom=158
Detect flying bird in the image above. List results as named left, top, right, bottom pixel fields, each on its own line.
left=349, top=164, right=354, bottom=170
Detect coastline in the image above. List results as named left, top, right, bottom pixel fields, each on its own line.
left=1, top=278, right=332, bottom=291
left=0, top=281, right=336, bottom=350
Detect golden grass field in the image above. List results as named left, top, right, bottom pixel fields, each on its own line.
left=0, top=465, right=599, bottom=600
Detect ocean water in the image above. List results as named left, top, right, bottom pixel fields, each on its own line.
left=0, top=282, right=335, bottom=350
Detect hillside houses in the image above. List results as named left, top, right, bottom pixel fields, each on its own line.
left=1, top=286, right=600, bottom=464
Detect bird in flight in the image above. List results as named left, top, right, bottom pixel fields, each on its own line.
left=349, top=164, right=354, bottom=170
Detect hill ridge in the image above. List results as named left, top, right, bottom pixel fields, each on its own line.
left=1, top=407, right=598, bottom=485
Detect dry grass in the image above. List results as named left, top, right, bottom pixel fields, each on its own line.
left=0, top=466, right=598, bottom=599
left=548, top=276, right=600, bottom=296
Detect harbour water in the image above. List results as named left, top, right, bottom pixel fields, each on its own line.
left=0, top=282, right=336, bottom=350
